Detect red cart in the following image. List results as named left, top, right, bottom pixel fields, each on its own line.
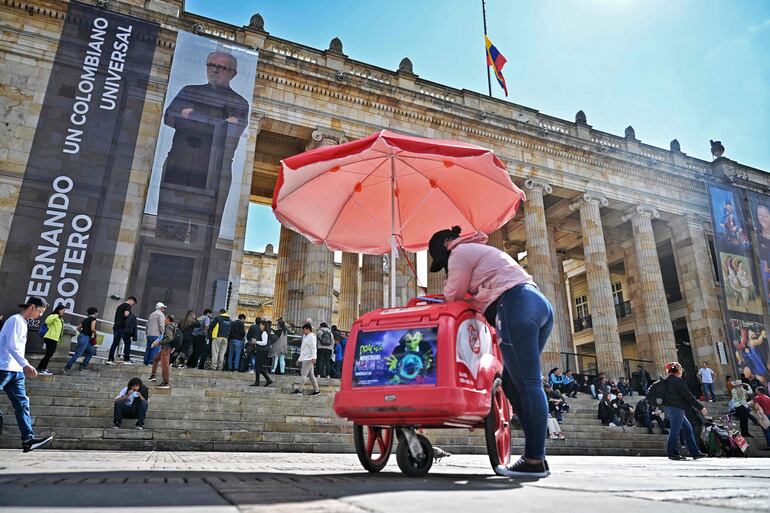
left=333, top=296, right=512, bottom=477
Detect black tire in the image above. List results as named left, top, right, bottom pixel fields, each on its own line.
left=396, top=432, right=433, bottom=477
left=484, top=377, right=511, bottom=468
left=353, top=424, right=394, bottom=472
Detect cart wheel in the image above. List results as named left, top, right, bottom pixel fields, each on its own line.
left=484, top=377, right=511, bottom=468
left=396, top=432, right=433, bottom=477
left=353, top=424, right=394, bottom=472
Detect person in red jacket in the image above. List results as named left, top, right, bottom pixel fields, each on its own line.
left=752, top=386, right=770, bottom=449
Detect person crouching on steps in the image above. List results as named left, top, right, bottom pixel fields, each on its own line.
left=249, top=321, right=273, bottom=387
left=113, top=377, right=149, bottom=429
left=294, top=323, right=320, bottom=396
left=149, top=315, right=175, bottom=389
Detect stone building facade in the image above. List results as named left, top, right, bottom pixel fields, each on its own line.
left=1, top=0, right=767, bottom=391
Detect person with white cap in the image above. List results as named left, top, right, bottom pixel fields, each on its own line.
left=144, top=302, right=167, bottom=366
left=0, top=296, right=54, bottom=452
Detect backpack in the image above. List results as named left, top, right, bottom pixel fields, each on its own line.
left=318, top=330, right=333, bottom=348
left=39, top=322, right=48, bottom=338
left=216, top=316, right=232, bottom=339
left=646, top=378, right=668, bottom=407
left=267, top=330, right=279, bottom=348
left=170, top=325, right=183, bottom=349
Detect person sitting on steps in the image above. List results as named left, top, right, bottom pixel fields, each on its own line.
left=113, top=377, right=149, bottom=429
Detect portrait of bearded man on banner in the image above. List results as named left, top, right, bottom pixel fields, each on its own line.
left=160, top=49, right=249, bottom=238
left=132, top=33, right=258, bottom=316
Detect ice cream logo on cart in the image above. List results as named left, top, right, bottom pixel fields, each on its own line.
left=456, top=318, right=492, bottom=386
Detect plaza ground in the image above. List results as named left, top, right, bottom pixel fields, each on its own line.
left=0, top=450, right=765, bottom=512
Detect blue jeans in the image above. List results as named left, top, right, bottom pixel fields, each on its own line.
left=144, top=336, right=159, bottom=365
left=271, top=354, right=286, bottom=373
left=228, top=339, right=244, bottom=371
left=702, top=382, right=716, bottom=401
left=763, top=427, right=770, bottom=448
left=0, top=370, right=35, bottom=441
left=113, top=399, right=149, bottom=426
left=65, top=334, right=96, bottom=369
left=496, top=283, right=554, bottom=461
left=665, top=406, right=701, bottom=457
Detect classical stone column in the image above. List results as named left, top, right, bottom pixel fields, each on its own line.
left=272, top=226, right=292, bottom=319
left=669, top=214, right=727, bottom=392
left=548, top=228, right=574, bottom=357
left=570, top=192, right=624, bottom=379
left=338, top=252, right=359, bottom=330
left=621, top=239, right=651, bottom=363
left=394, top=251, right=419, bottom=306
left=623, top=206, right=677, bottom=373
left=300, top=129, right=347, bottom=325
left=285, top=230, right=307, bottom=326
left=523, top=179, right=562, bottom=369
left=427, top=271, right=444, bottom=295
left=487, top=229, right=506, bottom=250
left=360, top=254, right=384, bottom=313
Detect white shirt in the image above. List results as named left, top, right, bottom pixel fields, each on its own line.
left=0, top=314, right=30, bottom=372
left=698, top=367, right=715, bottom=384
left=116, top=387, right=138, bottom=406
left=299, top=333, right=317, bottom=362
left=257, top=331, right=268, bottom=346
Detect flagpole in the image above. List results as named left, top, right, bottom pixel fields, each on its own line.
left=482, top=0, right=492, bottom=97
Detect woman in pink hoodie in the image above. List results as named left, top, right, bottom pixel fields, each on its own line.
left=428, top=226, right=553, bottom=478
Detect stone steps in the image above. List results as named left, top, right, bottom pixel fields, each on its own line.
left=1, top=357, right=765, bottom=456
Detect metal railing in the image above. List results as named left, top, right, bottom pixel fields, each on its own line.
left=615, top=300, right=632, bottom=318
left=573, top=315, right=592, bottom=333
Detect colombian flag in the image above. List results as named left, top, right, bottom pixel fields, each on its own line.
left=485, top=35, right=508, bottom=96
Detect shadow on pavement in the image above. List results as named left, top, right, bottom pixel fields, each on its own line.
left=0, top=469, right=530, bottom=508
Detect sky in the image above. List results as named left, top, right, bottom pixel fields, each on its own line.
left=186, top=0, right=770, bottom=264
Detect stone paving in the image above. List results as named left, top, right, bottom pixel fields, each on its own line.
left=0, top=450, right=766, bottom=512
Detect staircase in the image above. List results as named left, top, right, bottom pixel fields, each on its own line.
left=2, top=355, right=766, bottom=457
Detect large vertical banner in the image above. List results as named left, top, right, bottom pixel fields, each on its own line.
left=745, top=192, right=770, bottom=381
left=707, top=184, right=769, bottom=385
left=0, top=2, right=159, bottom=317
left=129, top=32, right=258, bottom=316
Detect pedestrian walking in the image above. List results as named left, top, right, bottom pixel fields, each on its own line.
left=697, top=361, right=717, bottom=402
left=315, top=322, right=334, bottom=378
left=293, top=323, right=320, bottom=396
left=270, top=317, right=288, bottom=375
left=62, top=307, right=98, bottom=375
left=248, top=320, right=273, bottom=387
left=662, top=361, right=707, bottom=460
left=209, top=309, right=232, bottom=371
left=149, top=315, right=176, bottom=389
left=428, top=226, right=552, bottom=477
left=144, top=302, right=166, bottom=366
left=227, top=314, right=246, bottom=372
left=37, top=304, right=66, bottom=375
left=113, top=377, right=149, bottom=429
left=0, top=296, right=54, bottom=452
left=108, top=296, right=137, bottom=365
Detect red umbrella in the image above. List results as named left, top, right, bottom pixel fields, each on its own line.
left=273, top=130, right=525, bottom=305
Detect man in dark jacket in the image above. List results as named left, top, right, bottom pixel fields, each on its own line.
left=108, top=297, right=137, bottom=365
left=634, top=397, right=667, bottom=434
left=663, top=361, right=708, bottom=460
left=227, top=314, right=246, bottom=372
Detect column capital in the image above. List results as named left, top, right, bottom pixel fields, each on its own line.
left=308, top=128, right=348, bottom=149
left=621, top=205, right=660, bottom=223
left=524, top=178, right=552, bottom=195
left=569, top=191, right=608, bottom=211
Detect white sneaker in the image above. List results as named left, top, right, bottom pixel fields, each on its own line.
left=549, top=434, right=559, bottom=440
left=249, top=369, right=255, bottom=373
left=38, top=370, right=53, bottom=376
left=106, top=361, right=116, bottom=366
left=609, top=423, right=617, bottom=427
left=122, top=361, right=136, bottom=366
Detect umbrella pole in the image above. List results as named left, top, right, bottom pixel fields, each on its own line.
left=390, top=155, right=397, bottom=308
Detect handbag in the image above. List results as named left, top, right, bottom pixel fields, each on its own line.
left=733, top=433, right=749, bottom=453
left=89, top=334, right=98, bottom=346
